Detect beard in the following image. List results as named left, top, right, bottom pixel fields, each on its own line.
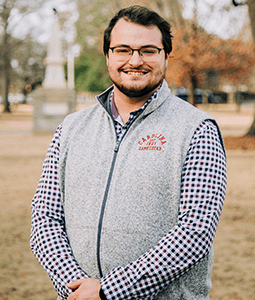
left=109, top=67, right=166, bottom=98
left=111, top=79, right=163, bottom=98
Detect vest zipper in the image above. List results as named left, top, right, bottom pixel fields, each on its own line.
left=96, top=96, right=152, bottom=277
left=97, top=141, right=119, bottom=277
left=114, top=140, right=120, bottom=152
left=96, top=118, right=137, bottom=277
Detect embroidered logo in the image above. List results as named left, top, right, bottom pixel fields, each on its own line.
left=138, top=133, right=167, bottom=151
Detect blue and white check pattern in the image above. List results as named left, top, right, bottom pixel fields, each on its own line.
left=109, top=88, right=158, bottom=141
left=30, top=96, right=227, bottom=299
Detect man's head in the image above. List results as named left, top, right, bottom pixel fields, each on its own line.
left=104, top=6, right=173, bottom=100
left=104, top=5, right=173, bottom=58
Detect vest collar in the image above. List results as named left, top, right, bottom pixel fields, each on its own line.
left=96, top=80, right=171, bottom=117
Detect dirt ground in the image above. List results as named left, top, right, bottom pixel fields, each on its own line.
left=0, top=103, right=255, bottom=300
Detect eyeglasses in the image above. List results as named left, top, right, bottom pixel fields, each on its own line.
left=109, top=46, right=164, bottom=62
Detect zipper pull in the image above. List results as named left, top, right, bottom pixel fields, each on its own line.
left=114, top=141, right=120, bottom=152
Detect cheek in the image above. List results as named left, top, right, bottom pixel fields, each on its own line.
left=154, top=64, right=166, bottom=76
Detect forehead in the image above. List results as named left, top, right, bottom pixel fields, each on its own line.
left=110, top=18, right=163, bottom=47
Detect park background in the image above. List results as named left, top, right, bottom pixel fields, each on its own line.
left=1, top=0, right=255, bottom=299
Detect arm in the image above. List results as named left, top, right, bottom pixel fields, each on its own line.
left=99, top=120, right=227, bottom=299
left=30, top=124, right=89, bottom=299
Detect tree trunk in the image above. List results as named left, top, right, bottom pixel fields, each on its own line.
left=246, top=116, right=255, bottom=135
left=246, top=0, right=255, bottom=135
left=1, top=3, right=11, bottom=113
left=3, top=59, right=11, bottom=113
left=247, top=0, right=255, bottom=42
left=190, top=74, right=197, bottom=107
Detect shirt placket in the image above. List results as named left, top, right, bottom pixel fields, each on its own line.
left=110, top=91, right=156, bottom=141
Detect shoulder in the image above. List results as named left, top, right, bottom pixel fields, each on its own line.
left=157, top=81, right=212, bottom=121
left=59, top=103, right=103, bottom=148
left=62, top=102, right=105, bottom=133
left=157, top=94, right=213, bottom=131
left=169, top=94, right=211, bottom=118
left=64, top=103, right=101, bottom=124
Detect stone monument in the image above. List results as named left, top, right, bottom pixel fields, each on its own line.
left=33, top=12, right=76, bottom=132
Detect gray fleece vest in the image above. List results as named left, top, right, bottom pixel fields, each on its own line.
left=59, top=81, right=220, bottom=299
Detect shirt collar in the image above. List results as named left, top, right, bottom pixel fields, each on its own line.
left=110, top=84, right=162, bottom=122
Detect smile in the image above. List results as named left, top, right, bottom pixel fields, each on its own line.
left=123, top=71, right=148, bottom=76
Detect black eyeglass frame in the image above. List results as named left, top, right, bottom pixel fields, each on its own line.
left=109, top=45, right=164, bottom=57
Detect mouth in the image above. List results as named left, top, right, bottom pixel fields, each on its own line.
left=125, top=71, right=145, bottom=75
left=121, top=68, right=150, bottom=76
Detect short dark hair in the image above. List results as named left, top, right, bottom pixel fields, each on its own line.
left=103, top=5, right=173, bottom=57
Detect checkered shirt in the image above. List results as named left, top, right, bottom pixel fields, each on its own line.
left=109, top=89, right=157, bottom=141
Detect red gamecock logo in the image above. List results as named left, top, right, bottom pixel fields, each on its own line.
left=138, top=133, right=167, bottom=151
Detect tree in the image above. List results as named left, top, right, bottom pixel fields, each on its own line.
left=247, top=0, right=255, bottom=42
left=74, top=47, right=110, bottom=92
left=11, top=37, right=46, bottom=97
left=0, top=0, right=45, bottom=112
left=244, top=0, right=255, bottom=135
left=166, top=22, right=254, bottom=105
left=231, top=0, right=255, bottom=135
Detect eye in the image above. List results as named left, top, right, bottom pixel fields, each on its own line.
left=141, top=48, right=158, bottom=55
left=115, top=47, right=131, bottom=54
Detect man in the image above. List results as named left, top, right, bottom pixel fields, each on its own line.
left=30, top=5, right=227, bottom=300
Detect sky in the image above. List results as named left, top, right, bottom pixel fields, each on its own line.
left=7, top=0, right=78, bottom=43
left=182, top=0, right=250, bottom=40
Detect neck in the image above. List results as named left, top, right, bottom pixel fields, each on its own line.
left=113, top=86, right=155, bottom=124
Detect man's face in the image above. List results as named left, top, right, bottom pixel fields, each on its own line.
left=106, top=18, right=169, bottom=99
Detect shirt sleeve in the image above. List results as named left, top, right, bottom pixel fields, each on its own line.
left=100, top=120, right=227, bottom=299
left=30, top=124, right=89, bottom=299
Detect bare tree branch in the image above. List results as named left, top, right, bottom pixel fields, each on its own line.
left=232, top=0, right=247, bottom=7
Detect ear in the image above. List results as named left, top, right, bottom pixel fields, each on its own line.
left=165, top=52, right=170, bottom=68
left=106, top=53, right=109, bottom=66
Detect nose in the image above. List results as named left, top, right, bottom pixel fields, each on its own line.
left=128, top=50, right=144, bottom=67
